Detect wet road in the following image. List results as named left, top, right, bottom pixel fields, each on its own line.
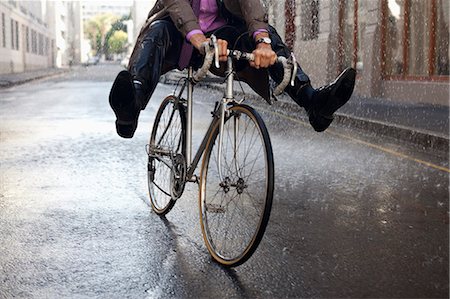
left=1, top=64, right=448, bottom=298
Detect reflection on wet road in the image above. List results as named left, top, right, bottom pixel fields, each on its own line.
left=0, top=65, right=448, bottom=298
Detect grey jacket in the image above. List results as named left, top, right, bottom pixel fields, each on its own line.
left=144, top=0, right=269, bottom=38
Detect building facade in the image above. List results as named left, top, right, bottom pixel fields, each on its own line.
left=47, top=1, right=83, bottom=68
left=267, top=0, right=449, bottom=106
left=0, top=0, right=83, bottom=74
left=131, top=0, right=156, bottom=44
left=0, top=0, right=53, bottom=73
left=81, top=0, right=132, bottom=23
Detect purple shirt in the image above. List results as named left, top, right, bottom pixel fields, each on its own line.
left=186, top=0, right=267, bottom=42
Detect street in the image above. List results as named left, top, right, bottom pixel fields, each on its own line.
left=0, top=64, right=448, bottom=298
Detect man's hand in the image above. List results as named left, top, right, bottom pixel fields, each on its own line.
left=250, top=32, right=277, bottom=69
left=189, top=33, right=228, bottom=62
left=250, top=43, right=277, bottom=69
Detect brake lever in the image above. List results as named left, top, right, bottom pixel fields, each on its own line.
left=210, top=35, right=220, bottom=69
left=193, top=35, right=219, bottom=83
left=290, top=52, right=297, bottom=87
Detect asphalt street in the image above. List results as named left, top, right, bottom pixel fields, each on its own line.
left=0, top=64, right=448, bottom=298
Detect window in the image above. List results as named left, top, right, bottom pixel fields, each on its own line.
left=383, top=0, right=449, bottom=78
left=339, top=0, right=356, bottom=71
left=356, top=1, right=368, bottom=70
left=26, top=26, right=29, bottom=52
left=45, top=37, right=49, bottom=56
left=1, top=13, right=5, bottom=47
left=15, top=20, right=18, bottom=50
left=9, top=18, right=19, bottom=50
left=433, top=0, right=449, bottom=75
left=31, top=29, right=37, bottom=54
left=10, top=19, right=14, bottom=49
left=38, top=33, right=43, bottom=55
left=336, top=0, right=371, bottom=73
left=301, top=0, right=319, bottom=41
left=285, top=0, right=296, bottom=49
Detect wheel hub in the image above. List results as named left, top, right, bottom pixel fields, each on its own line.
left=235, top=177, right=247, bottom=194
left=171, top=154, right=186, bottom=199
left=219, top=177, right=247, bottom=194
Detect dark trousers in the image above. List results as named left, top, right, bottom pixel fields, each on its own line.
left=129, top=18, right=311, bottom=109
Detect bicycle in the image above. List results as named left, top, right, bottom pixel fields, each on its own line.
left=146, top=36, right=296, bottom=267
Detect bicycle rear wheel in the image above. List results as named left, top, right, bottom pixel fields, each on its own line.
left=199, top=104, right=274, bottom=267
left=148, top=95, right=186, bottom=215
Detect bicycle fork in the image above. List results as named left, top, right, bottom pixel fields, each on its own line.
left=184, top=59, right=241, bottom=186
left=217, top=57, right=242, bottom=183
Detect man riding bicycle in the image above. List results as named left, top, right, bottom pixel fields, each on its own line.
left=109, top=0, right=356, bottom=138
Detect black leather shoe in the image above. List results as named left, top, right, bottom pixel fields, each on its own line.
left=109, top=70, right=141, bottom=138
left=308, top=67, right=356, bottom=132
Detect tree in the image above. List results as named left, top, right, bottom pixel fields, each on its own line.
left=108, top=30, right=128, bottom=55
left=84, top=13, right=119, bottom=57
left=104, top=15, right=130, bottom=58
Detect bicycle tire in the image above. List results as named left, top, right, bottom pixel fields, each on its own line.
left=199, top=104, right=274, bottom=267
left=148, top=95, right=186, bottom=215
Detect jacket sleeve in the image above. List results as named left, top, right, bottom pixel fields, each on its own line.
left=162, top=0, right=201, bottom=38
left=236, top=0, right=269, bottom=35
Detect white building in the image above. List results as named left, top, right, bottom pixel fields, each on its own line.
left=82, top=0, right=132, bottom=22
left=131, top=0, right=155, bottom=43
left=47, top=0, right=83, bottom=67
left=0, top=0, right=52, bottom=73
left=0, top=0, right=83, bottom=74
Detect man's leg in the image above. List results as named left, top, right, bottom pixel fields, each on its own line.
left=268, top=26, right=356, bottom=132
left=109, top=20, right=182, bottom=138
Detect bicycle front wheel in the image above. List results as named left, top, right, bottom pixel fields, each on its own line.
left=148, top=95, right=186, bottom=215
left=199, top=104, right=274, bottom=267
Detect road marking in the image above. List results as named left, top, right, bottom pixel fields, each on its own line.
left=260, top=108, right=450, bottom=174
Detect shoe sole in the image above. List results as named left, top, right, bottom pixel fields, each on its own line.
left=308, top=109, right=333, bottom=132
left=320, top=67, right=356, bottom=117
left=109, top=70, right=138, bottom=138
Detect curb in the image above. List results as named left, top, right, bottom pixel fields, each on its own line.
left=0, top=69, right=69, bottom=89
left=161, top=74, right=449, bottom=152
left=272, top=99, right=449, bottom=153
left=334, top=114, right=449, bottom=152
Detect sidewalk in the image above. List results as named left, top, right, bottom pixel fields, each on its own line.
left=162, top=70, right=449, bottom=152
left=0, top=68, right=68, bottom=88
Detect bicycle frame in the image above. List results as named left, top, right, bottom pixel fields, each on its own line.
left=170, top=44, right=293, bottom=185
left=178, top=57, right=236, bottom=184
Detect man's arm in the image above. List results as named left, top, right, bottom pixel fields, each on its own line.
left=162, top=0, right=201, bottom=38
left=225, top=0, right=269, bottom=37
left=160, top=0, right=228, bottom=61
left=222, top=0, right=275, bottom=68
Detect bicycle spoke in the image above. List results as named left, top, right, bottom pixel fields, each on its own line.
left=152, top=179, right=172, bottom=197
left=156, top=108, right=177, bottom=146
